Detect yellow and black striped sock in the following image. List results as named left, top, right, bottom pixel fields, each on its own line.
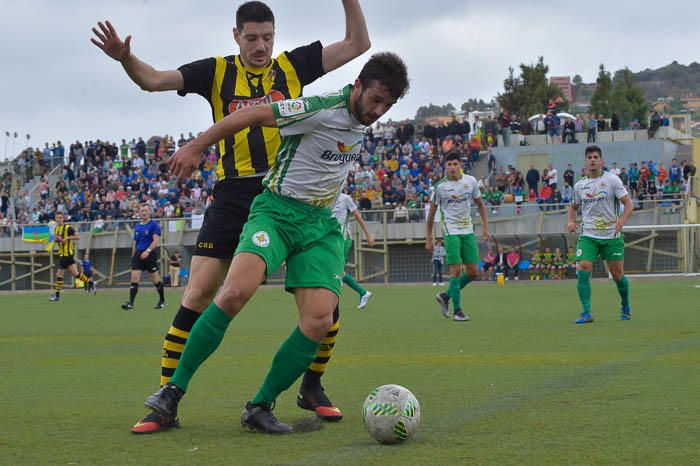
left=54, top=277, right=63, bottom=297
left=77, top=273, right=90, bottom=284
left=302, top=305, right=340, bottom=389
left=160, top=306, right=201, bottom=387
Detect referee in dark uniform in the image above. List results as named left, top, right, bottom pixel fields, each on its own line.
left=92, top=0, right=370, bottom=434
left=121, top=204, right=166, bottom=310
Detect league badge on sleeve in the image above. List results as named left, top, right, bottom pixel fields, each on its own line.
left=277, top=99, right=306, bottom=117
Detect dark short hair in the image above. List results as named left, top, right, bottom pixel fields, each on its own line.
left=445, top=150, right=462, bottom=163
left=236, top=1, right=274, bottom=30
left=585, top=145, right=602, bottom=157
left=358, top=52, right=410, bottom=101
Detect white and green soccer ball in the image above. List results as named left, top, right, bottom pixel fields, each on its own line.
left=362, top=384, right=421, bottom=444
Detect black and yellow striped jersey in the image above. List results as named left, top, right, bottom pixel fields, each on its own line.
left=177, top=41, right=325, bottom=180
left=54, top=224, right=76, bottom=257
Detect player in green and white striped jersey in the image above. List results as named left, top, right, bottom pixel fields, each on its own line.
left=568, top=145, right=634, bottom=324
left=333, top=191, right=375, bottom=308
left=426, top=151, right=490, bottom=321
left=147, top=53, right=409, bottom=434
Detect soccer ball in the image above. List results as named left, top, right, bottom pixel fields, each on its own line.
left=362, top=384, right=421, bottom=444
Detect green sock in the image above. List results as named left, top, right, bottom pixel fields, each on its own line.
left=343, top=273, right=366, bottom=296
left=615, top=275, right=630, bottom=307
left=449, top=276, right=462, bottom=311
left=251, top=326, right=320, bottom=406
left=459, top=273, right=471, bottom=289
left=576, top=270, right=592, bottom=313
left=169, top=302, right=233, bottom=392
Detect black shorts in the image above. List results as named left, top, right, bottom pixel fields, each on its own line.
left=194, top=177, right=264, bottom=259
left=132, top=250, right=159, bottom=273
left=58, top=256, right=76, bottom=269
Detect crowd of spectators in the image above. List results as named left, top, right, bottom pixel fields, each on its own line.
left=480, top=157, right=695, bottom=215
left=0, top=116, right=697, bottom=238
left=2, top=133, right=216, bottom=235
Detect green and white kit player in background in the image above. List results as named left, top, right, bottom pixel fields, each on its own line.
left=145, top=53, right=409, bottom=434
left=333, top=191, right=376, bottom=308
left=568, top=145, right=634, bottom=324
left=426, top=151, right=490, bottom=321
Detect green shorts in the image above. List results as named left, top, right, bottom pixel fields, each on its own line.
left=575, top=235, right=625, bottom=262
left=444, top=234, right=479, bottom=265
left=236, top=190, right=345, bottom=296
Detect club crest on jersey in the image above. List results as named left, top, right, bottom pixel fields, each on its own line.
left=252, top=231, right=270, bottom=248
left=266, top=69, right=276, bottom=83
left=229, top=90, right=285, bottom=113
left=277, top=99, right=306, bottom=117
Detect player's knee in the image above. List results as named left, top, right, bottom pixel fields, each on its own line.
left=467, top=269, right=478, bottom=281
left=300, top=311, right=334, bottom=342
left=217, top=283, right=253, bottom=313
left=611, top=270, right=623, bottom=281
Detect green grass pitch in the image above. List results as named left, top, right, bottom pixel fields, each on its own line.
left=1, top=279, right=699, bottom=465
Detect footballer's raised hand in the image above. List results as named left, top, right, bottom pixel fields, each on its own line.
left=91, top=20, right=131, bottom=62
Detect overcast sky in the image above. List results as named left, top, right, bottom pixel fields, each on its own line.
left=2, top=0, right=699, bottom=159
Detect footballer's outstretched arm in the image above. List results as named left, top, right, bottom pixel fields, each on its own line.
left=168, top=105, right=277, bottom=179
left=321, top=0, right=371, bottom=73
left=91, top=20, right=184, bottom=92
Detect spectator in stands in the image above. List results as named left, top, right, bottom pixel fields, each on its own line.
left=669, top=159, right=682, bottom=184
left=482, top=248, right=496, bottom=280
left=168, top=249, right=182, bottom=287
left=574, top=114, right=585, bottom=133
left=526, top=163, right=540, bottom=194
left=488, top=186, right=503, bottom=215
left=464, top=135, right=478, bottom=163
left=505, top=247, right=520, bottom=280
left=656, top=162, right=668, bottom=186
left=545, top=110, right=561, bottom=144
left=563, top=163, right=575, bottom=188
left=546, top=163, right=558, bottom=191
left=492, top=246, right=507, bottom=278
left=609, top=162, right=620, bottom=177
left=495, top=168, right=507, bottom=193
left=432, top=238, right=445, bottom=286
left=561, top=181, right=573, bottom=204
left=648, top=109, right=661, bottom=138
left=498, top=111, right=512, bottom=147
left=538, top=183, right=553, bottom=210
left=628, top=162, right=640, bottom=197
left=587, top=114, right=597, bottom=142
left=393, top=201, right=409, bottom=223
left=597, top=114, right=607, bottom=132
left=618, top=167, right=629, bottom=188
left=563, top=118, right=576, bottom=143
left=611, top=113, right=620, bottom=131
left=487, top=150, right=496, bottom=177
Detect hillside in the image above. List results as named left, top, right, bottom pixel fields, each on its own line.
left=624, top=61, right=700, bottom=100
left=571, top=61, right=700, bottom=107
